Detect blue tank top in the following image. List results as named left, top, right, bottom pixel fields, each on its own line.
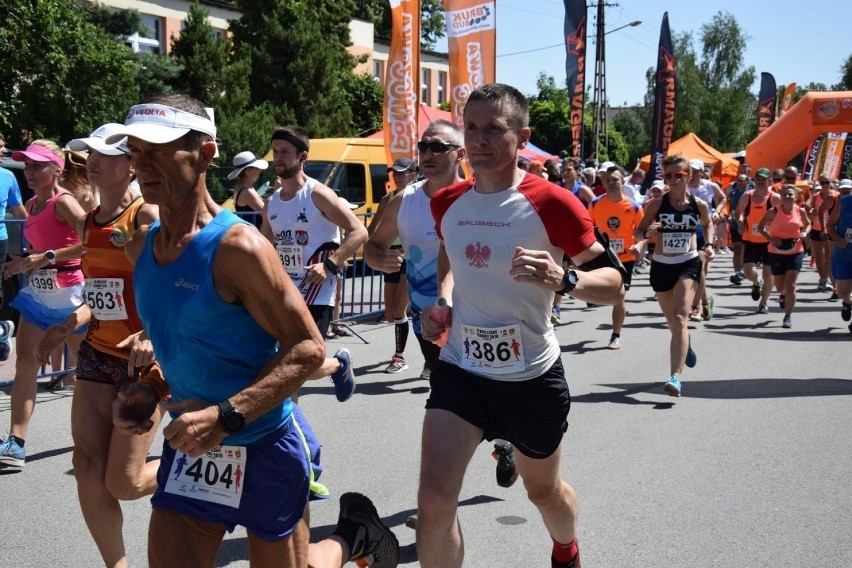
left=833, top=194, right=852, bottom=262
left=134, top=209, right=289, bottom=445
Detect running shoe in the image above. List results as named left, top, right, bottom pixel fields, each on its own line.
left=689, top=306, right=703, bottom=322
left=751, top=277, right=763, bottom=301
left=419, top=365, right=431, bottom=380
left=331, top=348, right=355, bottom=402
left=809, top=256, right=816, bottom=268
left=702, top=296, right=714, bottom=321
left=384, top=356, right=408, bottom=374
left=829, top=292, right=839, bottom=301
left=551, top=555, right=582, bottom=568
left=757, top=303, right=768, bottom=314
left=550, top=306, right=562, bottom=325
left=663, top=374, right=682, bottom=397
left=730, top=273, right=743, bottom=285
left=778, top=295, right=786, bottom=310
left=333, top=492, right=400, bottom=568
left=782, top=316, right=792, bottom=328
left=607, top=334, right=622, bottom=350
left=0, top=320, right=14, bottom=362
left=405, top=514, right=418, bottom=530
left=492, top=440, right=519, bottom=488
left=685, top=338, right=697, bottom=368
left=841, top=302, right=852, bottom=322
left=817, top=279, right=829, bottom=291
left=0, top=435, right=25, bottom=470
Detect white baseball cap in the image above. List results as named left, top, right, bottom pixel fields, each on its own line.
left=651, top=180, right=666, bottom=190
left=838, top=179, right=852, bottom=189
left=106, top=103, right=217, bottom=145
left=67, top=123, right=129, bottom=156
left=688, top=158, right=704, bottom=170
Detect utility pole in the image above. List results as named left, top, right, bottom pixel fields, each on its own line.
left=591, top=1, right=608, bottom=164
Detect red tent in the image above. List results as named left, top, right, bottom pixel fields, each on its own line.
left=368, top=103, right=558, bottom=162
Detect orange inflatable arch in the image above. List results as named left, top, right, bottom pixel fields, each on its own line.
left=745, top=91, right=852, bottom=171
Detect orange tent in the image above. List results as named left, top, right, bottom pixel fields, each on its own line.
left=745, top=91, right=852, bottom=170
left=639, top=132, right=741, bottom=185
left=367, top=103, right=559, bottom=162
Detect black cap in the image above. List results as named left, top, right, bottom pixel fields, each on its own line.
left=388, top=157, right=416, bottom=172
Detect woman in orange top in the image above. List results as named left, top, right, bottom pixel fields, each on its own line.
left=807, top=177, right=837, bottom=291
left=758, top=185, right=811, bottom=328
left=27, top=124, right=161, bottom=567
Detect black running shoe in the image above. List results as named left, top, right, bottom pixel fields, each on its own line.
left=842, top=302, right=852, bottom=322
left=333, top=492, right=399, bottom=568
left=492, top=441, right=519, bottom=488
left=552, top=553, right=582, bottom=567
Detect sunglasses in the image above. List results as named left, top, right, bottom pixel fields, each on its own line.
left=417, top=141, right=459, bottom=154
left=663, top=171, right=688, bottom=181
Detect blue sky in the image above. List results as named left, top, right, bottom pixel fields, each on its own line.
left=459, top=0, right=852, bottom=106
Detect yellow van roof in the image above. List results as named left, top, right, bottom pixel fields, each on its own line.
left=262, top=138, right=384, bottom=163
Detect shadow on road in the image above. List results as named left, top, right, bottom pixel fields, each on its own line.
left=585, top=377, right=852, bottom=404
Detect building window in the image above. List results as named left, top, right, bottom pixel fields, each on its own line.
left=421, top=69, right=431, bottom=106
left=373, top=60, right=385, bottom=84
left=127, top=15, right=162, bottom=54
left=437, top=71, right=447, bottom=105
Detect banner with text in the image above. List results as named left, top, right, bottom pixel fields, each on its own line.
left=779, top=82, right=796, bottom=117
left=563, top=0, right=587, bottom=161
left=821, top=132, right=847, bottom=180
left=443, top=0, right=496, bottom=132
left=802, top=135, right=824, bottom=181
left=383, top=0, right=421, bottom=168
left=757, top=72, right=777, bottom=135
left=642, top=12, right=676, bottom=192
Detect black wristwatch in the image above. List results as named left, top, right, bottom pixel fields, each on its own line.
left=323, top=258, right=340, bottom=276
left=45, top=250, right=56, bottom=264
left=556, top=267, right=579, bottom=295
left=217, top=400, right=246, bottom=434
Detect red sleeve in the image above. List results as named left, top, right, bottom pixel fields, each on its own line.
left=517, top=174, right=596, bottom=257
left=430, top=179, right=475, bottom=241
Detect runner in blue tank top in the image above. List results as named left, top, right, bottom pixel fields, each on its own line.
left=109, top=94, right=398, bottom=568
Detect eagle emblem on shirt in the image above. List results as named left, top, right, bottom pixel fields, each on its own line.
left=465, top=242, right=491, bottom=268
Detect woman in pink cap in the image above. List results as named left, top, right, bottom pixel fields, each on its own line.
left=0, top=140, right=87, bottom=471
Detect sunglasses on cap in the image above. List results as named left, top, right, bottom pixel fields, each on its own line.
left=663, top=171, right=688, bottom=181
left=417, top=141, right=459, bottom=154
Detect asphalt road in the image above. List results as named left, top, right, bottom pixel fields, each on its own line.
left=1, top=257, right=850, bottom=567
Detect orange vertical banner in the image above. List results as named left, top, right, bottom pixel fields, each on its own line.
left=383, top=0, right=421, bottom=169
left=779, top=83, right=796, bottom=117
left=443, top=0, right=496, bottom=132
left=821, top=132, right=847, bottom=179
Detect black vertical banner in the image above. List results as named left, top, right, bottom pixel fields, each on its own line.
left=802, top=136, right=824, bottom=181
left=563, top=0, right=587, bottom=161
left=842, top=136, right=852, bottom=175
left=757, top=72, right=777, bottom=135
left=642, top=12, right=676, bottom=191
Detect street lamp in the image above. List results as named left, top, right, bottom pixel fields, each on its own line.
left=591, top=16, right=642, bottom=163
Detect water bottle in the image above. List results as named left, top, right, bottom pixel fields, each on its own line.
left=429, top=297, right=450, bottom=347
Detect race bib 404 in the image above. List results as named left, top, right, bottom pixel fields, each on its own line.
left=165, top=445, right=247, bottom=508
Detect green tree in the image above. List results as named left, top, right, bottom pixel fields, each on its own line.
left=0, top=1, right=139, bottom=145
left=340, top=72, right=385, bottom=136
left=611, top=108, right=649, bottom=169
left=833, top=54, right=852, bottom=90
left=169, top=2, right=232, bottom=105
left=133, top=51, right=183, bottom=99
left=231, top=0, right=360, bottom=137
left=354, top=0, right=446, bottom=49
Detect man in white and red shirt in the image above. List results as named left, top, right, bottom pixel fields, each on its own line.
left=417, top=83, right=625, bottom=568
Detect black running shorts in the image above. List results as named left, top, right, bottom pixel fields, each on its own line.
left=425, top=358, right=571, bottom=459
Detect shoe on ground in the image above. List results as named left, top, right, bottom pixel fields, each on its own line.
left=730, top=273, right=743, bottom=285
left=841, top=302, right=852, bottom=322
left=782, top=316, right=792, bottom=328
left=550, top=306, right=562, bottom=325
left=404, top=513, right=417, bottom=530
left=685, top=338, right=697, bottom=368
left=817, top=279, right=829, bottom=291
left=384, top=356, right=409, bottom=374
left=551, top=553, right=581, bottom=568
left=702, top=296, right=714, bottom=321
left=829, top=292, right=839, bottom=301
left=607, top=334, right=621, bottom=350
left=492, top=440, right=519, bottom=488
left=751, top=277, right=763, bottom=301
left=0, top=435, right=25, bottom=470
left=663, top=374, right=682, bottom=397
left=419, top=365, right=431, bottom=380
left=757, top=303, right=768, bottom=314
left=689, top=306, right=703, bottom=322
left=0, top=320, right=14, bottom=362
left=779, top=295, right=786, bottom=310
left=331, top=348, right=355, bottom=402
left=333, top=492, right=400, bottom=568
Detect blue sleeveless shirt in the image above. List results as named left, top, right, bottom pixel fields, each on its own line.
left=832, top=194, right=852, bottom=263
left=134, top=209, right=290, bottom=445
